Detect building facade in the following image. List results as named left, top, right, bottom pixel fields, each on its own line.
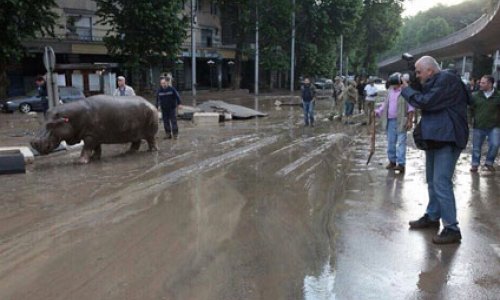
left=8, top=0, right=237, bottom=97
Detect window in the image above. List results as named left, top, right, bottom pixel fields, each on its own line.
left=210, top=1, right=218, bottom=15
left=201, top=29, right=212, bottom=47
left=66, top=16, right=92, bottom=41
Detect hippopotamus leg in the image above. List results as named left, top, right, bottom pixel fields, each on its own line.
left=146, top=136, right=158, bottom=151
left=91, top=145, right=102, bottom=160
left=128, top=140, right=141, bottom=153
left=79, top=145, right=94, bottom=164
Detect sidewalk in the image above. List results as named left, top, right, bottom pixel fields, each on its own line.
left=328, top=132, right=500, bottom=298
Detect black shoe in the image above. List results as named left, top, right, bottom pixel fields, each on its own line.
left=394, top=165, right=405, bottom=173
left=164, top=134, right=172, bottom=139
left=432, top=228, right=462, bottom=244
left=385, top=162, right=396, bottom=170
left=173, top=134, right=178, bottom=139
left=409, top=214, right=440, bottom=229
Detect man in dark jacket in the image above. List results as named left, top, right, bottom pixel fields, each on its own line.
left=301, top=77, right=317, bottom=126
left=35, top=76, right=48, bottom=116
left=401, top=56, right=469, bottom=244
left=469, top=75, right=500, bottom=172
left=156, top=77, right=181, bottom=139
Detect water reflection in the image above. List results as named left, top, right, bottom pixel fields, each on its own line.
left=303, top=258, right=336, bottom=300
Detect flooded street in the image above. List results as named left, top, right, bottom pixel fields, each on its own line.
left=1, top=97, right=499, bottom=299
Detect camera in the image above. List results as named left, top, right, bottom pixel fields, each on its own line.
left=401, top=53, right=422, bottom=91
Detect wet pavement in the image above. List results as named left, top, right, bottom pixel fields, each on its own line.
left=0, top=95, right=499, bottom=299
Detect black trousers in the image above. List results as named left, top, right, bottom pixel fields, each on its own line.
left=162, top=108, right=178, bottom=136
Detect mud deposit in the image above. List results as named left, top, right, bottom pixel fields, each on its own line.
left=1, top=97, right=499, bottom=299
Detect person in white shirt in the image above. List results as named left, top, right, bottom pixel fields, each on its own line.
left=114, top=76, right=136, bottom=96
left=364, top=79, right=378, bottom=124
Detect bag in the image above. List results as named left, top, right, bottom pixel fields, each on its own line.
left=413, top=121, right=453, bottom=150
left=412, top=121, right=428, bottom=150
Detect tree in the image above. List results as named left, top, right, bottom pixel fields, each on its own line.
left=95, top=0, right=188, bottom=83
left=356, top=0, right=404, bottom=74
left=295, top=0, right=363, bottom=78
left=219, top=0, right=363, bottom=88
left=0, top=0, right=58, bottom=98
left=416, top=17, right=453, bottom=44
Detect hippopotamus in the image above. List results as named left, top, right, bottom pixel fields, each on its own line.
left=31, top=95, right=159, bottom=163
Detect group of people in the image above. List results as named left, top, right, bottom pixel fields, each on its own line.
left=375, top=57, right=499, bottom=245
left=300, top=56, right=499, bottom=244
left=112, top=75, right=182, bottom=140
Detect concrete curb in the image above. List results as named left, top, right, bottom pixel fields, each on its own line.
left=0, top=147, right=35, bottom=164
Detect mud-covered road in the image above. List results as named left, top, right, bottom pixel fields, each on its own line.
left=0, top=97, right=499, bottom=299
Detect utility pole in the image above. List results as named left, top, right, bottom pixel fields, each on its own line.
left=339, top=34, right=343, bottom=76
left=255, top=1, right=259, bottom=96
left=462, top=56, right=467, bottom=75
left=191, top=0, right=197, bottom=97
left=290, top=0, right=295, bottom=92
left=346, top=56, right=349, bottom=77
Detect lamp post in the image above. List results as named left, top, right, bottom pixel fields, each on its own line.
left=207, top=59, right=215, bottom=90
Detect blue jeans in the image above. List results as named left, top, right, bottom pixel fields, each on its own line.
left=387, top=119, right=408, bottom=166
left=425, top=145, right=462, bottom=230
left=344, top=101, right=354, bottom=116
left=303, top=101, right=315, bottom=125
left=471, top=127, right=500, bottom=167
left=162, top=108, right=178, bottom=136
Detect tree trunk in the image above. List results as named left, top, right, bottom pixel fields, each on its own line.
left=0, top=66, right=10, bottom=99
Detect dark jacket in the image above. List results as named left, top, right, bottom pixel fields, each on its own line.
left=470, top=89, right=500, bottom=129
left=37, top=84, right=48, bottom=111
left=401, top=71, right=470, bottom=149
left=156, top=86, right=181, bottom=111
left=301, top=84, right=316, bottom=102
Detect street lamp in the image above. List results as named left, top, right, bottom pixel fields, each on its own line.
left=207, top=59, right=215, bottom=90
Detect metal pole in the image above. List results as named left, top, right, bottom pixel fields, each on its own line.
left=109, top=71, right=113, bottom=96
left=493, top=50, right=499, bottom=74
left=255, top=1, right=259, bottom=96
left=339, top=35, right=343, bottom=76
left=290, top=0, right=295, bottom=92
left=346, top=56, right=349, bottom=77
left=191, top=0, right=197, bottom=97
left=462, top=56, right=467, bottom=75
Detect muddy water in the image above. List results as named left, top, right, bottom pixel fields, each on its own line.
left=2, top=96, right=499, bottom=299
left=0, top=98, right=353, bottom=299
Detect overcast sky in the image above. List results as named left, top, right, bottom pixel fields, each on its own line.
left=403, top=0, right=468, bottom=17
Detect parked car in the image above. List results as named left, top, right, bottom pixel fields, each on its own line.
left=314, top=77, right=333, bottom=90
left=1, top=86, right=85, bottom=113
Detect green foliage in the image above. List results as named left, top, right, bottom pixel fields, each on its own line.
left=295, top=0, right=363, bottom=77
left=95, top=0, right=188, bottom=68
left=354, top=0, right=404, bottom=73
left=218, top=0, right=363, bottom=76
left=416, top=17, right=453, bottom=44
left=0, top=0, right=58, bottom=65
left=0, top=0, right=58, bottom=98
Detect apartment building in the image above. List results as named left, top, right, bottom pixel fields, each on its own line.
left=7, top=0, right=237, bottom=97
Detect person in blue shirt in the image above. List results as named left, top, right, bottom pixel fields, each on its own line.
left=156, top=77, right=181, bottom=139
